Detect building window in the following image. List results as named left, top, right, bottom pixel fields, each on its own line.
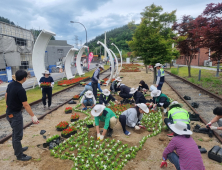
left=57, top=49, right=63, bottom=54
left=14, top=38, right=27, bottom=46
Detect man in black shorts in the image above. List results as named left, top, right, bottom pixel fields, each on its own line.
left=5, top=70, right=39, bottom=161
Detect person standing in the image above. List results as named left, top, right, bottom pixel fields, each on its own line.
left=91, top=65, right=104, bottom=98
left=154, top=63, right=165, bottom=90
left=5, top=70, right=39, bottom=161
left=39, top=70, right=54, bottom=110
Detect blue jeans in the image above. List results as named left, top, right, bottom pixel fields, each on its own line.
left=167, top=152, right=180, bottom=170
left=80, top=85, right=93, bottom=96
left=157, top=83, right=163, bottom=90
left=83, top=98, right=93, bottom=107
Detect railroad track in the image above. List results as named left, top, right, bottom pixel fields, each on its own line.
left=0, top=69, right=111, bottom=143
left=164, top=70, right=222, bottom=143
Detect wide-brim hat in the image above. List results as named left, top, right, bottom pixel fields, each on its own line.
left=169, top=121, right=192, bottom=135
left=85, top=90, right=94, bottom=98
left=169, top=101, right=183, bottom=110
left=154, top=63, right=162, bottom=68
left=117, top=82, right=121, bottom=87
left=149, top=85, right=157, bottom=92
left=151, top=89, right=161, bottom=97
left=91, top=104, right=105, bottom=117
left=115, top=77, right=122, bottom=82
left=98, top=64, right=104, bottom=70
left=42, top=70, right=50, bottom=75
left=129, top=88, right=137, bottom=94
left=136, top=103, right=149, bottom=113
left=102, top=89, right=110, bottom=96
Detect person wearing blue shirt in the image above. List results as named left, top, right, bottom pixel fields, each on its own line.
left=80, top=82, right=102, bottom=96
left=155, top=63, right=165, bottom=90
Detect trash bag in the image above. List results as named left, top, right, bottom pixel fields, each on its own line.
left=191, top=102, right=199, bottom=108
left=184, top=95, right=191, bottom=100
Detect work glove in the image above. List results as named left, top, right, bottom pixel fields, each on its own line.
left=210, top=126, right=217, bottom=130
left=100, top=135, right=104, bottom=141
left=153, top=104, right=157, bottom=108
left=135, top=126, right=140, bottom=130
left=51, top=84, right=54, bottom=88
left=149, top=104, right=153, bottom=109
left=32, top=115, right=39, bottom=124
left=160, top=161, right=167, bottom=168
left=97, top=133, right=101, bottom=140
left=206, top=122, right=212, bottom=128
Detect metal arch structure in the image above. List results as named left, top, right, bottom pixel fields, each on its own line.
left=64, top=48, right=78, bottom=79
left=76, top=46, right=88, bottom=76
left=111, top=43, right=122, bottom=74
left=97, top=41, right=114, bottom=85
left=32, top=30, right=56, bottom=82
left=109, top=49, right=119, bottom=78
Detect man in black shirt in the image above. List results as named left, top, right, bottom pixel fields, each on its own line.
left=5, top=70, right=39, bottom=161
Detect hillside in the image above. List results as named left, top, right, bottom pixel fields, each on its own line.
left=88, top=24, right=136, bottom=55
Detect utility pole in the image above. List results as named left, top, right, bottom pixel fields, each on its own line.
left=74, top=35, right=78, bottom=49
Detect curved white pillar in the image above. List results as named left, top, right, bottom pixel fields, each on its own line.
left=65, top=48, right=78, bottom=79
left=97, top=41, right=114, bottom=85
left=32, top=30, right=56, bottom=82
left=111, top=43, right=122, bottom=75
left=109, top=49, right=119, bottom=78
left=76, top=46, right=88, bottom=76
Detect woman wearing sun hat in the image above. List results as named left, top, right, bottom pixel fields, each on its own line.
left=39, top=70, right=54, bottom=109
left=150, top=89, right=170, bottom=113
left=160, top=121, right=205, bottom=170
left=80, top=90, right=96, bottom=110
left=91, top=104, right=117, bottom=139
left=119, top=103, right=149, bottom=136
left=129, top=87, right=147, bottom=104
left=99, top=89, right=119, bottom=106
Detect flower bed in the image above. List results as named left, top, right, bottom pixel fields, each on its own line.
left=58, top=77, right=89, bottom=86
left=56, top=121, right=69, bottom=131
left=86, top=120, right=94, bottom=128
left=65, top=107, right=72, bottom=114
left=102, top=78, right=115, bottom=83
left=40, top=82, right=51, bottom=88
left=61, top=126, right=77, bottom=138
left=73, top=95, right=80, bottom=100
left=120, top=64, right=141, bottom=72
left=71, top=113, right=80, bottom=122
left=107, top=104, right=132, bottom=116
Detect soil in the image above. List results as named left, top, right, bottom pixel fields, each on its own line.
left=0, top=67, right=221, bottom=170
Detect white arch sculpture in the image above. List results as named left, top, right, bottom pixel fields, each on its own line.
left=111, top=43, right=122, bottom=75
left=65, top=48, right=78, bottom=79
left=97, top=41, right=114, bottom=85
left=76, top=46, right=88, bottom=76
left=32, top=30, right=56, bottom=82
left=109, top=49, right=119, bottom=78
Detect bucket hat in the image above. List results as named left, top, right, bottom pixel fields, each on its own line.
left=102, top=89, right=110, bottom=96
left=154, top=63, right=162, bottom=68
left=115, top=77, right=122, bottom=82
left=85, top=90, right=94, bottom=98
left=169, top=101, right=183, bottom=110
left=42, top=70, right=50, bottom=75
left=151, top=89, right=161, bottom=97
left=117, top=82, right=121, bottom=87
left=98, top=64, right=104, bottom=70
left=149, top=85, right=157, bottom=92
left=136, top=103, right=149, bottom=113
left=91, top=104, right=106, bottom=117
left=129, top=88, right=137, bottom=94
left=169, top=121, right=192, bottom=135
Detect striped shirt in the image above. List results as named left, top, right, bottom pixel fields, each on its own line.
left=163, top=135, right=205, bottom=170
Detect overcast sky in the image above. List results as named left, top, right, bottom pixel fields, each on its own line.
left=0, top=0, right=220, bottom=47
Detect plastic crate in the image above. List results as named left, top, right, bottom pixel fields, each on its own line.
left=208, top=146, right=222, bottom=163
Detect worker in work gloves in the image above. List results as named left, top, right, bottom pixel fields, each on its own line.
left=206, top=107, right=222, bottom=130
left=154, top=63, right=165, bottom=90
left=110, top=77, right=122, bottom=94
left=119, top=103, right=149, bottom=136
left=164, top=101, right=190, bottom=137
left=149, top=89, right=170, bottom=114
left=91, top=104, right=117, bottom=140
left=91, top=64, right=104, bottom=98
left=99, top=89, right=119, bottom=106
left=5, top=70, right=39, bottom=161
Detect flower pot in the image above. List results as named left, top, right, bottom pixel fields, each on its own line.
left=56, top=126, right=68, bottom=131
left=65, top=110, right=72, bottom=114
left=71, top=118, right=79, bottom=122
left=61, top=131, right=77, bottom=138
left=41, top=86, right=51, bottom=88
left=86, top=124, right=94, bottom=128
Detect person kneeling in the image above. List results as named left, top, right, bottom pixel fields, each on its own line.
left=119, top=103, right=149, bottom=136
left=129, top=87, right=147, bottom=104
left=99, top=89, right=119, bottom=106
left=206, top=107, right=222, bottom=130
left=91, top=104, right=117, bottom=139
left=80, top=90, right=96, bottom=110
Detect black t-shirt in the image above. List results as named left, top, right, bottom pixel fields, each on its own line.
left=6, top=81, right=27, bottom=112
left=39, top=76, right=54, bottom=83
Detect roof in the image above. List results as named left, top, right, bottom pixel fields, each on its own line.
left=48, top=40, right=73, bottom=47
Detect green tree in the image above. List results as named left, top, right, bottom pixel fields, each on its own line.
left=127, top=4, right=178, bottom=82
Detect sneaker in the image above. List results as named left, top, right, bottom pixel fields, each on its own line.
left=82, top=107, right=87, bottom=110
left=17, top=154, right=32, bottom=161
left=167, top=132, right=174, bottom=137
left=124, top=130, right=131, bottom=136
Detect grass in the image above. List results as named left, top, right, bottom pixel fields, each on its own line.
left=169, top=67, right=222, bottom=96
left=0, top=65, right=110, bottom=116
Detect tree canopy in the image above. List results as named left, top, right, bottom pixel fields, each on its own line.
left=0, top=16, right=15, bottom=25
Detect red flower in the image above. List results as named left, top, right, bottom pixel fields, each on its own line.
left=55, top=121, right=69, bottom=128
left=71, top=113, right=80, bottom=119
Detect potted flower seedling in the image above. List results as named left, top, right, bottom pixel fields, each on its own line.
left=55, top=121, right=69, bottom=131
left=71, top=113, right=80, bottom=122
left=73, top=94, right=80, bottom=100
left=65, top=107, right=72, bottom=114
left=40, top=82, right=51, bottom=88
left=86, top=120, right=94, bottom=128
left=46, top=134, right=60, bottom=145
left=61, top=126, right=77, bottom=138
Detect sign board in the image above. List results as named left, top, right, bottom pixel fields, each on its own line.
left=126, top=58, right=130, bottom=63
left=6, top=67, right=12, bottom=82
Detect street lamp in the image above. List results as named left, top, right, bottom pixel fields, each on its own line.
left=70, top=21, right=87, bottom=46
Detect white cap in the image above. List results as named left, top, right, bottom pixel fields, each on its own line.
left=42, top=70, right=50, bottom=75
left=136, top=103, right=149, bottom=113
left=115, top=77, right=122, bottom=82
left=102, top=89, right=110, bottom=96
left=117, top=82, right=121, bottom=87
left=154, top=63, right=162, bottom=68
left=169, top=101, right=183, bottom=109
left=91, top=104, right=106, bottom=117
left=98, top=64, right=104, bottom=70
left=129, top=88, right=137, bottom=94
left=151, top=89, right=161, bottom=97
left=85, top=90, right=94, bottom=98
left=149, top=85, right=157, bottom=92
left=169, top=121, right=192, bottom=135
